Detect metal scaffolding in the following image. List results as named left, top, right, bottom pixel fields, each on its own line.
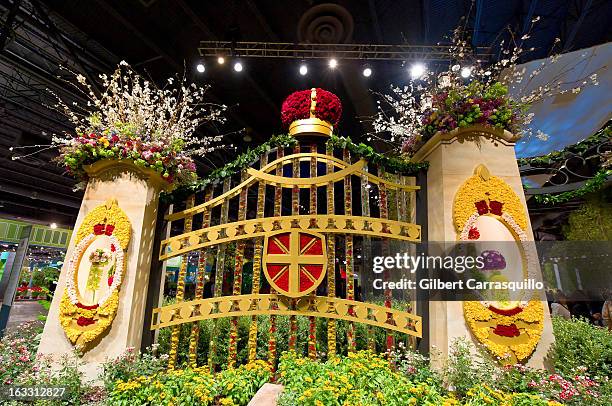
left=198, top=41, right=494, bottom=62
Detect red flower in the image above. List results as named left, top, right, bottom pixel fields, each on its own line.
left=468, top=227, right=480, bottom=240
left=313, top=88, right=342, bottom=126
left=76, top=302, right=99, bottom=310
left=76, top=316, right=95, bottom=327
left=489, top=306, right=523, bottom=316
left=110, top=244, right=116, bottom=252
left=280, top=88, right=342, bottom=129
left=108, top=276, right=114, bottom=286
left=475, top=200, right=489, bottom=215
left=489, top=200, right=504, bottom=215
left=493, top=323, right=520, bottom=337
left=93, top=224, right=105, bottom=235
left=104, top=225, right=115, bottom=235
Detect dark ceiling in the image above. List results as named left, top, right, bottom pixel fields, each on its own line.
left=0, top=0, right=610, bottom=228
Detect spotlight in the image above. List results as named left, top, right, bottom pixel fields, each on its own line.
left=299, top=64, right=308, bottom=76
left=50, top=223, right=57, bottom=229
left=328, top=58, right=338, bottom=69
left=217, top=56, right=225, bottom=65
left=362, top=67, right=372, bottom=77
left=410, top=63, right=426, bottom=79
left=233, top=61, right=243, bottom=72
left=460, top=66, right=472, bottom=78
left=196, top=63, right=205, bottom=73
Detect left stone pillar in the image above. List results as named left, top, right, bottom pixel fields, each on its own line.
left=38, top=160, right=168, bottom=380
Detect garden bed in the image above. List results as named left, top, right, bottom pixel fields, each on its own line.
left=0, top=317, right=610, bottom=405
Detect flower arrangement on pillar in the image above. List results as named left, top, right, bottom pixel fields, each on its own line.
left=12, top=61, right=228, bottom=189
left=372, top=22, right=600, bottom=156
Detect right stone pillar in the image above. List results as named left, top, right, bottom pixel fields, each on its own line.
left=412, top=125, right=554, bottom=368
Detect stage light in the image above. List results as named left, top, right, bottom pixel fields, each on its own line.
left=363, top=67, right=372, bottom=77
left=217, top=56, right=225, bottom=65
left=196, top=63, right=205, bottom=73
left=50, top=223, right=57, bottom=229
left=460, top=66, right=472, bottom=78
left=233, top=61, right=243, bottom=72
left=410, top=63, right=426, bottom=79
left=299, top=64, right=308, bottom=75
left=328, top=58, right=338, bottom=69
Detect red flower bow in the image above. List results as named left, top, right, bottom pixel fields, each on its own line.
left=93, top=224, right=115, bottom=236
left=493, top=323, right=520, bottom=337
left=489, top=200, right=504, bottom=215
left=76, top=316, right=96, bottom=327
left=474, top=200, right=504, bottom=216
left=475, top=200, right=489, bottom=215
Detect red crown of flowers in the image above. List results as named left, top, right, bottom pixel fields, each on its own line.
left=281, top=88, right=342, bottom=130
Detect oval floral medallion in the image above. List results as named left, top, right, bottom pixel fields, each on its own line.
left=454, top=165, right=544, bottom=364
left=59, top=199, right=131, bottom=350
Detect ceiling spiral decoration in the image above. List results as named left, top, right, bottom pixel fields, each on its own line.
left=297, top=3, right=354, bottom=44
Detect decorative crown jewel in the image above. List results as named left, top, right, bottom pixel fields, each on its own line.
left=281, top=88, right=342, bottom=137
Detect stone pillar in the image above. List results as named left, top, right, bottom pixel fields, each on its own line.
left=412, top=125, right=554, bottom=369
left=38, top=160, right=168, bottom=380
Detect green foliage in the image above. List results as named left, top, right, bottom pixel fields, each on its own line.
left=276, top=350, right=448, bottom=406
left=562, top=191, right=612, bottom=240
left=442, top=338, right=498, bottom=397
left=0, top=321, right=43, bottom=385
left=156, top=313, right=414, bottom=370
left=534, top=169, right=611, bottom=205
left=326, top=134, right=429, bottom=174
left=167, top=134, right=297, bottom=202
left=549, top=316, right=612, bottom=378
left=518, top=123, right=611, bottom=167
left=107, top=360, right=271, bottom=406
left=167, top=132, right=429, bottom=203
left=101, top=347, right=168, bottom=392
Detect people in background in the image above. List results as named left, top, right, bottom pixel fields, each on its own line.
left=569, top=290, right=592, bottom=322
left=550, top=291, right=571, bottom=320
left=592, top=312, right=605, bottom=327
left=602, top=299, right=612, bottom=331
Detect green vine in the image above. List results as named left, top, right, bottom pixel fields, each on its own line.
left=518, top=123, right=610, bottom=167
left=165, top=134, right=297, bottom=202
left=326, top=134, right=429, bottom=174
left=166, top=133, right=429, bottom=202
left=534, top=169, right=611, bottom=205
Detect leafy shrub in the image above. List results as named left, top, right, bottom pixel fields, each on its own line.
left=549, top=316, right=612, bottom=378
left=277, top=350, right=448, bottom=406
left=108, top=360, right=271, bottom=406
left=101, top=346, right=168, bottom=391
left=13, top=353, right=85, bottom=406
left=443, top=338, right=498, bottom=396
left=0, top=321, right=43, bottom=384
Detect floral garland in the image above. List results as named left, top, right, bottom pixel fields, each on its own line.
left=326, top=134, right=429, bottom=174
left=455, top=166, right=544, bottom=364
left=533, top=168, right=611, bottom=205
left=168, top=133, right=428, bottom=203
left=517, top=123, right=610, bottom=167
left=59, top=199, right=131, bottom=351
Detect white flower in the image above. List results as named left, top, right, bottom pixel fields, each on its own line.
left=535, top=130, right=548, bottom=141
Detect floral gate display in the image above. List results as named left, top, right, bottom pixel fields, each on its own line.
left=151, top=89, right=423, bottom=369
